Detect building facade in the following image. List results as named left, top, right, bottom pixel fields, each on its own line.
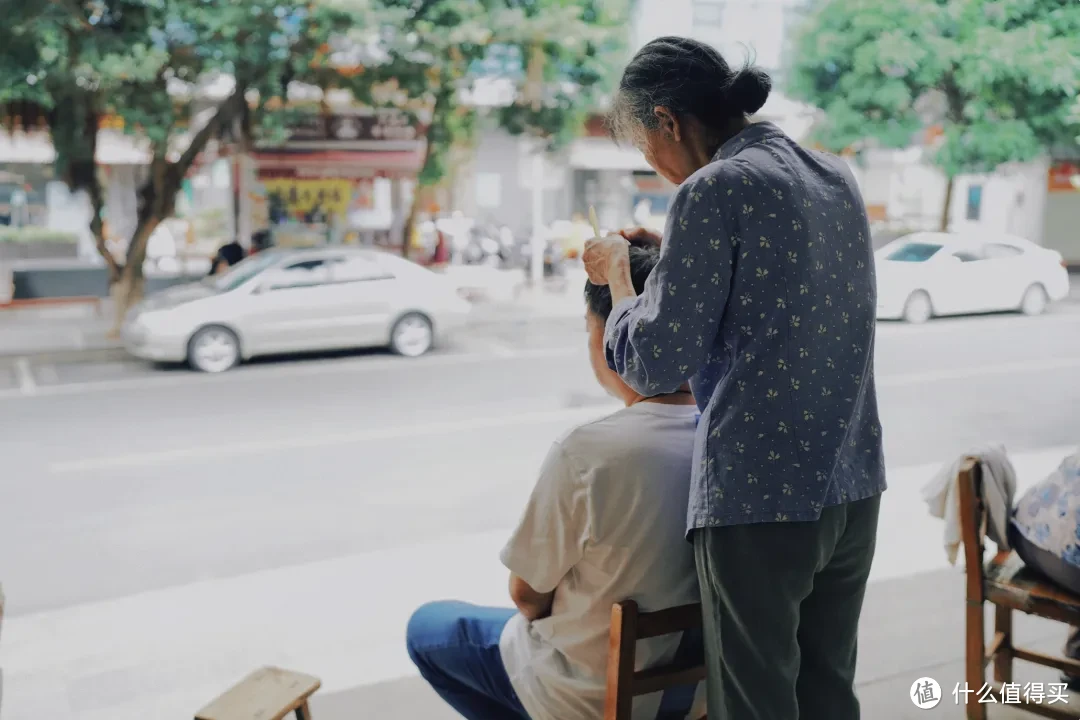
left=457, top=0, right=816, bottom=237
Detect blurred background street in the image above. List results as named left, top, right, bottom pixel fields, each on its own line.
left=2, top=283, right=1080, bottom=717
left=3, top=0, right=1080, bottom=716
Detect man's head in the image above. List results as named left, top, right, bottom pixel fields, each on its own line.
left=584, top=241, right=660, bottom=403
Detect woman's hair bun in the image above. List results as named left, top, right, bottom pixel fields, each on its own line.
left=728, top=66, right=772, bottom=116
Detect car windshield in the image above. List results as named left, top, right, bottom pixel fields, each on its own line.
left=885, top=243, right=943, bottom=262
left=212, top=252, right=284, bottom=292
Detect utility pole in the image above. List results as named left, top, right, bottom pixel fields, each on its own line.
left=530, top=148, right=545, bottom=288
left=526, top=42, right=546, bottom=289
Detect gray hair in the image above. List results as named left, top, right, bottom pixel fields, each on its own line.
left=608, top=37, right=772, bottom=146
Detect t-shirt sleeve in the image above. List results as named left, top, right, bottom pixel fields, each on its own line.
left=500, top=441, right=589, bottom=594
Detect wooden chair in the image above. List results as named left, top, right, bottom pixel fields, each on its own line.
left=959, top=457, right=1080, bottom=719
left=195, top=666, right=321, bottom=720
left=604, top=599, right=707, bottom=720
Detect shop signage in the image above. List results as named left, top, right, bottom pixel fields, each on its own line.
left=284, top=110, right=419, bottom=144
left=258, top=177, right=375, bottom=223
left=1048, top=161, right=1080, bottom=192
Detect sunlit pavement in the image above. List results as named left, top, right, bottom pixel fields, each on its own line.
left=2, top=305, right=1080, bottom=719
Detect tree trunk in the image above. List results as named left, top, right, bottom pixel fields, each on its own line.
left=108, top=218, right=160, bottom=335
left=939, top=174, right=954, bottom=232
left=403, top=129, right=439, bottom=258
left=401, top=192, right=420, bottom=260
left=86, top=173, right=121, bottom=284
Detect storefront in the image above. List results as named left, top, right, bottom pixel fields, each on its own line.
left=567, top=115, right=669, bottom=231
left=1044, top=160, right=1080, bottom=266
left=244, top=108, right=425, bottom=250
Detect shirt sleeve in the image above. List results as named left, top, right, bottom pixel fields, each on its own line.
left=500, top=441, right=589, bottom=594
left=605, top=172, right=736, bottom=395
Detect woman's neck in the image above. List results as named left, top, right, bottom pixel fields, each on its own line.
left=706, top=117, right=751, bottom=159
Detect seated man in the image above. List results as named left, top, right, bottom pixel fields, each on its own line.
left=406, top=242, right=704, bottom=720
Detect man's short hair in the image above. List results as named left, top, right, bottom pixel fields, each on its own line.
left=584, top=242, right=660, bottom=321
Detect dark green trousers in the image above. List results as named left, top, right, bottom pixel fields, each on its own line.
left=693, top=494, right=882, bottom=720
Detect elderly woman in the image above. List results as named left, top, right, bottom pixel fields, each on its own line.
left=584, top=37, right=887, bottom=720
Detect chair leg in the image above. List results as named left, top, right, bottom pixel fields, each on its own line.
left=993, top=605, right=1013, bottom=683
left=295, top=701, right=311, bottom=720
left=966, top=599, right=987, bottom=720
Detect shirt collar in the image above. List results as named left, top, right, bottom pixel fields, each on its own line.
left=714, top=121, right=785, bottom=161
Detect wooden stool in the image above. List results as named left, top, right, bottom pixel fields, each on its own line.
left=604, top=600, right=707, bottom=720
left=959, top=458, right=1080, bottom=719
left=195, top=666, right=321, bottom=720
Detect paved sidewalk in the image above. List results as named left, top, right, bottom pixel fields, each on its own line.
left=309, top=567, right=1072, bottom=720
left=0, top=301, right=120, bottom=361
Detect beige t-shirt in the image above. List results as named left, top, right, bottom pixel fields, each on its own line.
left=499, top=402, right=705, bottom=720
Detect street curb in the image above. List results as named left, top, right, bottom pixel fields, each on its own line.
left=0, top=314, right=584, bottom=366
left=0, top=346, right=130, bottom=365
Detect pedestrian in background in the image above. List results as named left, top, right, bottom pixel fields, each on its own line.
left=584, top=36, right=886, bottom=720
left=209, top=238, right=245, bottom=276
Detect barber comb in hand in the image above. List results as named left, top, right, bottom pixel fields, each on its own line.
left=588, top=206, right=601, bottom=238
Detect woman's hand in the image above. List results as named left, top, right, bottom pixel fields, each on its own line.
left=618, top=227, right=662, bottom=249
left=583, top=234, right=630, bottom=286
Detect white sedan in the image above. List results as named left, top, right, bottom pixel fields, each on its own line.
left=123, top=247, right=472, bottom=372
left=875, top=232, right=1070, bottom=323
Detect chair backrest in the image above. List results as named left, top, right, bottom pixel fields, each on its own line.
left=957, top=457, right=987, bottom=599
left=604, top=600, right=707, bottom=720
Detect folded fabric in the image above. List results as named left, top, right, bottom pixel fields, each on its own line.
left=922, top=445, right=1017, bottom=565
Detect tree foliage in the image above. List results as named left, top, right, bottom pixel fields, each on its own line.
left=0, top=0, right=626, bottom=299
left=788, top=0, right=1080, bottom=181
left=329, top=0, right=627, bottom=188
left=0, top=0, right=353, bottom=319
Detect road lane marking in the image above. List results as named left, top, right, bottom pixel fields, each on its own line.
left=8, top=346, right=1080, bottom=407
left=48, top=404, right=620, bottom=473
left=41, top=353, right=1080, bottom=473
left=0, top=345, right=583, bottom=401
left=14, top=357, right=37, bottom=395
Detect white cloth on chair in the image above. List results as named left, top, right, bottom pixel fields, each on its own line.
left=922, top=444, right=1017, bottom=565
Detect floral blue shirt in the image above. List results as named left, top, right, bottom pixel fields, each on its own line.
left=604, top=122, right=887, bottom=530
left=1013, top=452, right=1080, bottom=567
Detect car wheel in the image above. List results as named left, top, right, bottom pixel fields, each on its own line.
left=187, top=325, right=241, bottom=373
left=902, top=291, right=933, bottom=324
left=1020, top=284, right=1048, bottom=316
left=390, top=313, right=434, bottom=357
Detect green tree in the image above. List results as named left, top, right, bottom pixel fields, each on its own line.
left=788, top=0, right=1080, bottom=230
left=0, top=0, right=354, bottom=327
left=330, top=0, right=627, bottom=245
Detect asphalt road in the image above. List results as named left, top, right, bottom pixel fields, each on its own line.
left=2, top=307, right=1080, bottom=719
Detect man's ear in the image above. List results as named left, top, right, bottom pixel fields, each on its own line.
left=653, top=106, right=681, bottom=142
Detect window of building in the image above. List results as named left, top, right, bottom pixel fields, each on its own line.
left=966, top=184, right=983, bottom=221
left=693, top=0, right=724, bottom=25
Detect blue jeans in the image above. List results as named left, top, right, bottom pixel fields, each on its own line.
left=406, top=601, right=529, bottom=720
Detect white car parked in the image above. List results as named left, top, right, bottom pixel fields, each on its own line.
left=875, top=232, right=1070, bottom=323
left=123, top=247, right=472, bottom=372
